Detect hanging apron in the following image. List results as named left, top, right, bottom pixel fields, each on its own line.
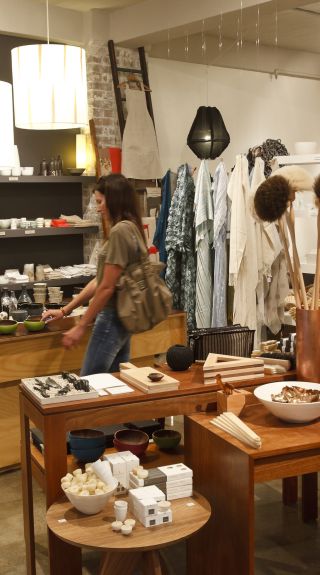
left=121, top=88, right=162, bottom=180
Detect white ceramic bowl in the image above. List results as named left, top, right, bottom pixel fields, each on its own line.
left=63, top=476, right=117, bottom=515
left=21, top=167, right=34, bottom=176
left=254, top=381, right=320, bottom=423
left=0, top=219, right=11, bottom=229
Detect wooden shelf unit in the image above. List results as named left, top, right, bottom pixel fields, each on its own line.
left=0, top=226, right=98, bottom=239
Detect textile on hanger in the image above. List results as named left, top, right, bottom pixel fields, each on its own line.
left=187, top=106, right=230, bottom=160
left=211, top=160, right=228, bottom=327
left=165, top=164, right=196, bottom=330
left=228, top=155, right=258, bottom=341
left=194, top=159, right=214, bottom=328
left=153, top=170, right=177, bottom=273
left=121, top=88, right=162, bottom=180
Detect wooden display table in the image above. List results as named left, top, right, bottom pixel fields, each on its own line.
left=19, top=366, right=294, bottom=575
left=1, top=310, right=187, bottom=469
left=46, top=492, right=211, bottom=575
left=184, top=404, right=320, bottom=575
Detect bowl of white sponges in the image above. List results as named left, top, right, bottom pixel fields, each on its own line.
left=61, top=463, right=117, bottom=515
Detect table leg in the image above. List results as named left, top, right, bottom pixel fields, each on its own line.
left=302, top=472, right=318, bottom=522
left=142, top=550, right=163, bottom=575
left=44, top=415, right=82, bottom=574
left=184, top=417, right=254, bottom=575
left=19, top=394, right=36, bottom=575
left=99, top=551, right=142, bottom=575
left=282, top=476, right=298, bottom=506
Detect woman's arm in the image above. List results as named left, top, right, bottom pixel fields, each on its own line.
left=62, top=264, right=122, bottom=349
left=42, top=278, right=97, bottom=321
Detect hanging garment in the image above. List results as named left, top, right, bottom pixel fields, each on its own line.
left=249, top=157, right=266, bottom=344
left=228, top=155, right=259, bottom=339
left=121, top=88, right=162, bottom=180
left=153, top=170, right=177, bottom=271
left=194, top=160, right=214, bottom=328
left=165, top=164, right=196, bottom=330
left=211, top=160, right=228, bottom=327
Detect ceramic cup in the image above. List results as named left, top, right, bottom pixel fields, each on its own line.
left=114, top=500, right=128, bottom=522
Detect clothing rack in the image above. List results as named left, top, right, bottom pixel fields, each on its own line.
left=107, top=40, right=155, bottom=138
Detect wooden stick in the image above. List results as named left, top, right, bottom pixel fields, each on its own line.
left=89, top=119, right=101, bottom=179
left=278, top=216, right=301, bottom=308
left=312, top=209, right=320, bottom=310
left=285, top=209, right=309, bottom=310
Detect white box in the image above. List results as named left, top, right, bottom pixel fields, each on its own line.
left=134, top=497, right=158, bottom=518
left=104, top=453, right=126, bottom=475
left=129, top=485, right=165, bottom=503
left=139, top=514, right=162, bottom=528
left=165, top=477, right=192, bottom=489
left=167, top=489, right=193, bottom=501
left=158, top=463, right=193, bottom=482
left=129, top=472, right=144, bottom=487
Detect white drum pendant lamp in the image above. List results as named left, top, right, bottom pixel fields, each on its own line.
left=0, top=81, right=15, bottom=167
left=11, top=1, right=88, bottom=130
left=11, top=43, right=88, bottom=130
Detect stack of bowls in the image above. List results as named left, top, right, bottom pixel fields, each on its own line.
left=33, top=282, right=47, bottom=304
left=48, top=286, right=63, bottom=305
left=69, top=429, right=106, bottom=463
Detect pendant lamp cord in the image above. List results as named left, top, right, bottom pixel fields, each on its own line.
left=46, top=0, right=50, bottom=44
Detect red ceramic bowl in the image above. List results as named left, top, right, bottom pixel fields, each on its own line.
left=113, top=428, right=149, bottom=457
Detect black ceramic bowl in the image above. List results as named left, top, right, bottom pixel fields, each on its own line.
left=19, top=302, right=44, bottom=317
left=69, top=429, right=106, bottom=450
left=166, top=344, right=194, bottom=371
left=70, top=445, right=106, bottom=463
left=152, top=429, right=182, bottom=449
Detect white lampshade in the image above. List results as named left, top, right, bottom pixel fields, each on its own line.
left=0, top=81, right=15, bottom=167
left=76, top=134, right=87, bottom=168
left=11, top=44, right=88, bottom=130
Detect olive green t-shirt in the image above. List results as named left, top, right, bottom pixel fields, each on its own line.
left=96, top=221, right=145, bottom=309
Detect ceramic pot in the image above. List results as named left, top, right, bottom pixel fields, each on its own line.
left=166, top=344, right=193, bottom=371
left=296, top=309, right=320, bottom=382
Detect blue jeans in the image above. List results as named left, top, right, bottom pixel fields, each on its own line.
left=80, top=308, right=130, bottom=376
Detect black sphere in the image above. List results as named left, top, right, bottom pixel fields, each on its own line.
left=166, top=345, right=193, bottom=371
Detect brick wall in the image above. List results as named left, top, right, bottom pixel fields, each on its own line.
left=83, top=42, right=140, bottom=262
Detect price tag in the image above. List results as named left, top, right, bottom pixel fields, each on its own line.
left=25, top=229, right=36, bottom=235
left=0, top=231, right=5, bottom=236
left=9, top=176, right=19, bottom=181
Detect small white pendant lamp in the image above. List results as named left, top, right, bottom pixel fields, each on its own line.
left=11, top=1, right=88, bottom=130
left=0, top=81, right=15, bottom=167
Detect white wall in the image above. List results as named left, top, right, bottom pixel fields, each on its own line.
left=148, top=57, right=320, bottom=174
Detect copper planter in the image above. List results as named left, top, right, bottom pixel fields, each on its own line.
left=296, top=308, right=320, bottom=382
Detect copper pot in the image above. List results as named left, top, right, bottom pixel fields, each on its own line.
left=296, top=309, right=320, bottom=382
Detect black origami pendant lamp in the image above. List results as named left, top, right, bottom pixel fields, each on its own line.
left=187, top=106, right=230, bottom=160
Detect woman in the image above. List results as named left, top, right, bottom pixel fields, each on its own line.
left=42, top=173, right=147, bottom=376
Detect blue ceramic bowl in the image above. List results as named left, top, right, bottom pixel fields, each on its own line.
left=70, top=445, right=106, bottom=463
left=69, top=429, right=106, bottom=450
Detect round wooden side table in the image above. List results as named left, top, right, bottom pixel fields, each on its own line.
left=46, top=491, right=211, bottom=575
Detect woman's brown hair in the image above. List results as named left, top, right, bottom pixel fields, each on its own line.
left=95, top=174, right=146, bottom=244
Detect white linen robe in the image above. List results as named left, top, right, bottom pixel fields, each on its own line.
left=194, top=159, right=214, bottom=328
left=228, top=155, right=258, bottom=339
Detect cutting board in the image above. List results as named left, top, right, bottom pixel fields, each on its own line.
left=120, top=367, right=179, bottom=392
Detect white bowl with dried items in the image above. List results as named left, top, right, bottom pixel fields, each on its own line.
left=254, top=381, right=320, bottom=423
left=61, top=469, right=117, bottom=515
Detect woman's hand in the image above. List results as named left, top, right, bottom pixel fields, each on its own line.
left=62, top=324, right=86, bottom=349
left=42, top=308, right=64, bottom=322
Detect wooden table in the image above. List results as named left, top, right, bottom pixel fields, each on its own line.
left=46, top=492, right=211, bottom=575
left=1, top=310, right=187, bottom=469
left=20, top=366, right=294, bottom=575
left=184, top=404, right=320, bottom=575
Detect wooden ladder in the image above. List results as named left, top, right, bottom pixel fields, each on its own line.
left=107, top=39, right=155, bottom=138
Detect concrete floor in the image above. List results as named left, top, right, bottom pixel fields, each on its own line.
left=1, top=428, right=319, bottom=575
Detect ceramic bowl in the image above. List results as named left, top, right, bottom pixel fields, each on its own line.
left=70, top=445, right=106, bottom=463
left=113, top=428, right=149, bottom=457
left=152, top=428, right=182, bottom=449
left=24, top=318, right=45, bottom=332
left=10, top=309, right=28, bottom=322
left=21, top=167, right=34, bottom=176
left=68, top=168, right=85, bottom=176
left=0, top=219, right=11, bottom=229
left=69, top=429, right=106, bottom=450
left=63, top=476, right=118, bottom=515
left=254, top=381, right=320, bottom=423
left=0, top=320, right=18, bottom=334
left=19, top=303, right=44, bottom=316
